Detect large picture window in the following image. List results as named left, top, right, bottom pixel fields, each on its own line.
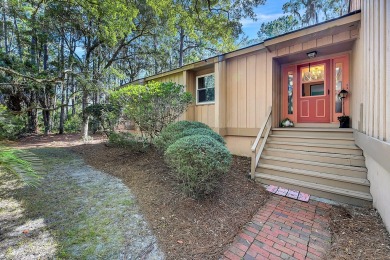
left=196, top=73, right=215, bottom=104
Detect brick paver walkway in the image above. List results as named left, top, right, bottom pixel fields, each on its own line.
left=223, top=195, right=332, bottom=260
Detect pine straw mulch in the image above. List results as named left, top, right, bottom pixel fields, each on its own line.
left=328, top=205, right=390, bottom=260
left=71, top=143, right=270, bottom=260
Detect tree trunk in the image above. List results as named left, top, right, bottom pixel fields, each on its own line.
left=30, top=36, right=37, bottom=66
left=71, top=78, right=76, bottom=116
left=42, top=109, right=51, bottom=135
left=27, top=92, right=38, bottom=133
left=13, top=15, right=22, bottom=58
left=178, top=27, right=185, bottom=67
left=58, top=83, right=66, bottom=134
left=82, top=91, right=89, bottom=139
left=2, top=0, right=8, bottom=53
left=43, top=43, right=48, bottom=70
left=27, top=110, right=38, bottom=133
left=58, top=35, right=66, bottom=134
left=65, top=77, right=69, bottom=119
left=153, top=35, right=159, bottom=74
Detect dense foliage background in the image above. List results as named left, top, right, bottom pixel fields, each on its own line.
left=0, top=0, right=348, bottom=138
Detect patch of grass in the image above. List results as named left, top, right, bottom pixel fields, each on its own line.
left=2, top=147, right=160, bottom=259
left=120, top=199, right=134, bottom=207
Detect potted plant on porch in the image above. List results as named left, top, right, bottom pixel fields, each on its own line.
left=337, top=115, right=350, bottom=128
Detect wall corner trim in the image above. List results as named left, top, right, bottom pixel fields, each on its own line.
left=354, top=130, right=390, bottom=172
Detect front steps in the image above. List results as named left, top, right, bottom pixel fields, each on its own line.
left=255, top=128, right=372, bottom=206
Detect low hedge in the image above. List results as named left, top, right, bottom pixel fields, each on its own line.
left=154, top=120, right=211, bottom=151
left=164, top=134, right=232, bottom=198
left=108, top=132, right=148, bottom=153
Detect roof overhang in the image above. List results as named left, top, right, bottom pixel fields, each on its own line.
left=126, top=12, right=361, bottom=86
left=263, top=12, right=361, bottom=52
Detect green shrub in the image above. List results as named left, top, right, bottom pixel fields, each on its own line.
left=154, top=120, right=211, bottom=151
left=64, top=115, right=82, bottom=133
left=165, top=135, right=232, bottom=198
left=108, top=132, right=148, bottom=153
left=85, top=103, right=121, bottom=135
left=0, top=105, right=26, bottom=140
left=110, top=81, right=193, bottom=139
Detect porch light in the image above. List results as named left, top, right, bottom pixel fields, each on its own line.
left=307, top=51, right=317, bottom=59
left=338, top=89, right=349, bottom=116
left=338, top=89, right=348, bottom=99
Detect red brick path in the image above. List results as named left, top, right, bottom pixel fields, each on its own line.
left=222, top=195, right=332, bottom=260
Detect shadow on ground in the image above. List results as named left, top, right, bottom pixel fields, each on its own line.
left=0, top=147, right=163, bottom=259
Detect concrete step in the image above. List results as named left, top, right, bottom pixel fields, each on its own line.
left=257, top=164, right=370, bottom=193
left=294, top=123, right=339, bottom=128
left=260, top=155, right=367, bottom=178
left=271, top=128, right=353, bottom=138
left=266, top=141, right=363, bottom=155
left=268, top=135, right=356, bottom=145
left=255, top=173, right=372, bottom=206
left=262, top=148, right=366, bottom=167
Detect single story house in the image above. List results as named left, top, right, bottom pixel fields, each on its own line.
left=130, top=0, right=390, bottom=232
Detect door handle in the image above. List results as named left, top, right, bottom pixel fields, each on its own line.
left=328, top=89, right=330, bottom=95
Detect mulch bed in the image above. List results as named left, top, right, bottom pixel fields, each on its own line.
left=14, top=134, right=390, bottom=259
left=71, top=143, right=270, bottom=260
left=328, top=205, right=390, bottom=259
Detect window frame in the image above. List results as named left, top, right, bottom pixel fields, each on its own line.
left=196, top=73, right=215, bottom=105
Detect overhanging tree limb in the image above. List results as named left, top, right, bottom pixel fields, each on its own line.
left=0, top=66, right=65, bottom=84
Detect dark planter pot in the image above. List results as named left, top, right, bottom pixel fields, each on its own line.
left=338, top=116, right=350, bottom=128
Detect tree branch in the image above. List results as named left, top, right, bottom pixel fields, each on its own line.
left=0, top=66, right=67, bottom=84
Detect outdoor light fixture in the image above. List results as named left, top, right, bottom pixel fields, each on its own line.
left=338, top=89, right=349, bottom=116
left=338, top=89, right=349, bottom=99
left=307, top=51, right=317, bottom=59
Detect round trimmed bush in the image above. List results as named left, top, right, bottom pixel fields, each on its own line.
left=155, top=120, right=211, bottom=151
left=180, top=128, right=225, bottom=145
left=165, top=134, right=232, bottom=198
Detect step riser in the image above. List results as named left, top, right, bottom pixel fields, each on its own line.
left=259, top=158, right=367, bottom=178
left=262, top=150, right=366, bottom=167
left=269, top=136, right=356, bottom=145
left=257, top=167, right=370, bottom=193
left=257, top=178, right=372, bottom=207
left=271, top=130, right=353, bottom=138
left=267, top=143, right=363, bottom=155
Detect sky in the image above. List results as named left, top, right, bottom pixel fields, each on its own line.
left=241, top=0, right=289, bottom=40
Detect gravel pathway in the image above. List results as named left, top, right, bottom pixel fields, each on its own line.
left=0, top=148, right=164, bottom=259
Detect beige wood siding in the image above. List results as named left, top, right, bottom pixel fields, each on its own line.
left=148, top=72, right=184, bottom=85
left=194, top=105, right=215, bottom=127
left=226, top=51, right=272, bottom=130
left=349, top=0, right=361, bottom=12
left=352, top=0, right=390, bottom=142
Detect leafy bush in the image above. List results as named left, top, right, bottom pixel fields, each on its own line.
left=0, top=105, right=26, bottom=140
left=154, top=120, right=211, bottom=151
left=110, top=81, right=193, bottom=139
left=85, top=103, right=121, bottom=135
left=64, top=114, right=82, bottom=133
left=165, top=135, right=232, bottom=198
left=108, top=132, right=148, bottom=153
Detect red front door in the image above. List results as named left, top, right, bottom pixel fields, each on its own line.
left=297, top=60, right=330, bottom=123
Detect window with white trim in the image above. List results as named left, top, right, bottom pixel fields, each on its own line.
left=196, top=73, right=215, bottom=104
